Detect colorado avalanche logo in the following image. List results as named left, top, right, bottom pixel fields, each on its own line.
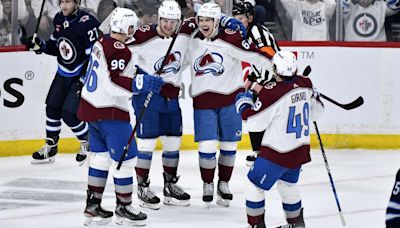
left=57, top=37, right=77, bottom=64
left=194, top=51, right=224, bottom=77
left=154, top=51, right=181, bottom=74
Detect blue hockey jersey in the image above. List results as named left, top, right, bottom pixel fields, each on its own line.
left=45, top=10, right=99, bottom=77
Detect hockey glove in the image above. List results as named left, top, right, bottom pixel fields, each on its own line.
left=235, top=91, right=254, bottom=115
left=220, top=16, right=247, bottom=38
left=132, top=74, right=164, bottom=94
left=26, top=34, right=46, bottom=54
left=248, top=64, right=274, bottom=85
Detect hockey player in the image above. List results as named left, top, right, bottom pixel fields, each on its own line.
left=386, top=168, right=400, bottom=228
left=26, top=0, right=99, bottom=165
left=235, top=51, right=324, bottom=227
left=185, top=2, right=273, bottom=207
left=232, top=0, right=281, bottom=166
left=127, top=0, right=247, bottom=210
left=77, top=7, right=163, bottom=226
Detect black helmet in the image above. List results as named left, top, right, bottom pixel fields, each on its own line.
left=232, top=1, right=255, bottom=18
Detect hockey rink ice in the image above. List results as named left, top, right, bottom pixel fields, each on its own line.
left=0, top=149, right=399, bottom=228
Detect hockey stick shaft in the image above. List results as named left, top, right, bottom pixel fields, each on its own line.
left=34, top=0, right=46, bottom=35
left=320, top=93, right=364, bottom=110
left=116, top=17, right=184, bottom=170
left=313, top=121, right=346, bottom=226
left=302, top=65, right=363, bottom=110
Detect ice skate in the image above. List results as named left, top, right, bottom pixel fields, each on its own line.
left=216, top=181, right=233, bottom=207
left=137, top=179, right=160, bottom=210
left=277, top=208, right=305, bottom=228
left=76, top=140, right=89, bottom=166
left=163, top=172, right=190, bottom=206
left=115, top=204, right=147, bottom=226
left=246, top=151, right=259, bottom=166
left=31, top=138, right=58, bottom=164
left=202, top=182, right=214, bottom=208
left=83, top=190, right=113, bottom=226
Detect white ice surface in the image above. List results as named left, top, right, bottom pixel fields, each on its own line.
left=0, top=149, right=399, bottom=228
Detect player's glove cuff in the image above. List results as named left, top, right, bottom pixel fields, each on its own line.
left=235, top=91, right=254, bottom=114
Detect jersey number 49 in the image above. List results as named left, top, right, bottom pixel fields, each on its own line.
left=286, top=103, right=310, bottom=139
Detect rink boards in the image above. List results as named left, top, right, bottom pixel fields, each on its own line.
left=1, top=44, right=400, bottom=156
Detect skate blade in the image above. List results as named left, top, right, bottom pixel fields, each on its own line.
left=216, top=195, right=230, bottom=207
left=204, top=201, right=211, bottom=209
left=115, top=216, right=147, bottom=226
left=31, top=157, right=55, bottom=164
left=163, top=197, right=190, bottom=207
left=139, top=199, right=160, bottom=210
left=83, top=216, right=112, bottom=226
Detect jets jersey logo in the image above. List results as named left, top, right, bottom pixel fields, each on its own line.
left=194, top=50, right=224, bottom=77
left=79, top=15, right=90, bottom=23
left=353, top=13, right=377, bottom=37
left=57, top=37, right=77, bottom=64
left=154, top=51, right=181, bottom=74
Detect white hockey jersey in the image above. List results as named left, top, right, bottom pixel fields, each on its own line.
left=78, top=35, right=136, bottom=122
left=280, top=0, right=336, bottom=41
left=241, top=76, right=324, bottom=168
left=128, top=18, right=197, bottom=99
left=186, top=28, right=273, bottom=109
left=343, top=0, right=399, bottom=41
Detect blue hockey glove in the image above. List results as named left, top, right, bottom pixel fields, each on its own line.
left=220, top=16, right=247, bottom=38
left=235, top=91, right=254, bottom=114
left=132, top=74, right=164, bottom=94
left=26, top=34, right=46, bottom=54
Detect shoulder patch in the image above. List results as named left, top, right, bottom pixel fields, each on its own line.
left=264, top=82, right=277, bottom=90
left=139, top=25, right=151, bottom=32
left=114, top=41, right=125, bottom=49
left=225, top=28, right=237, bottom=35
left=79, top=15, right=90, bottom=23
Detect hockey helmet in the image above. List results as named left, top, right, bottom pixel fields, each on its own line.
left=232, top=1, right=255, bottom=18
left=196, top=3, right=221, bottom=37
left=158, top=0, right=181, bottom=21
left=272, top=51, right=297, bottom=77
left=110, top=7, right=139, bottom=38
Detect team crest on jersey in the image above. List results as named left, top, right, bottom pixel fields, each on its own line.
left=225, top=28, right=236, bottom=34
left=57, top=37, right=77, bottom=64
left=194, top=50, right=224, bottom=77
left=353, top=13, right=377, bottom=37
left=154, top=51, right=181, bottom=74
left=114, top=41, right=125, bottom=49
left=79, top=15, right=90, bottom=23
left=264, top=81, right=276, bottom=89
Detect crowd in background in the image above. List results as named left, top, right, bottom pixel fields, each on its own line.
left=1, top=0, right=400, bottom=46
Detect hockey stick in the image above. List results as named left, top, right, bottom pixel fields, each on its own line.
left=320, top=93, right=364, bottom=111
left=302, top=65, right=364, bottom=110
left=116, top=16, right=184, bottom=170
left=313, top=121, right=346, bottom=226
left=29, top=0, right=46, bottom=47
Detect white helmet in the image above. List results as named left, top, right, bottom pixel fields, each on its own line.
left=196, top=3, right=221, bottom=37
left=158, top=0, right=181, bottom=21
left=272, top=51, right=297, bottom=77
left=110, top=7, right=139, bottom=38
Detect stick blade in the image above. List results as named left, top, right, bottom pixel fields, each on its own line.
left=341, top=96, right=364, bottom=110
